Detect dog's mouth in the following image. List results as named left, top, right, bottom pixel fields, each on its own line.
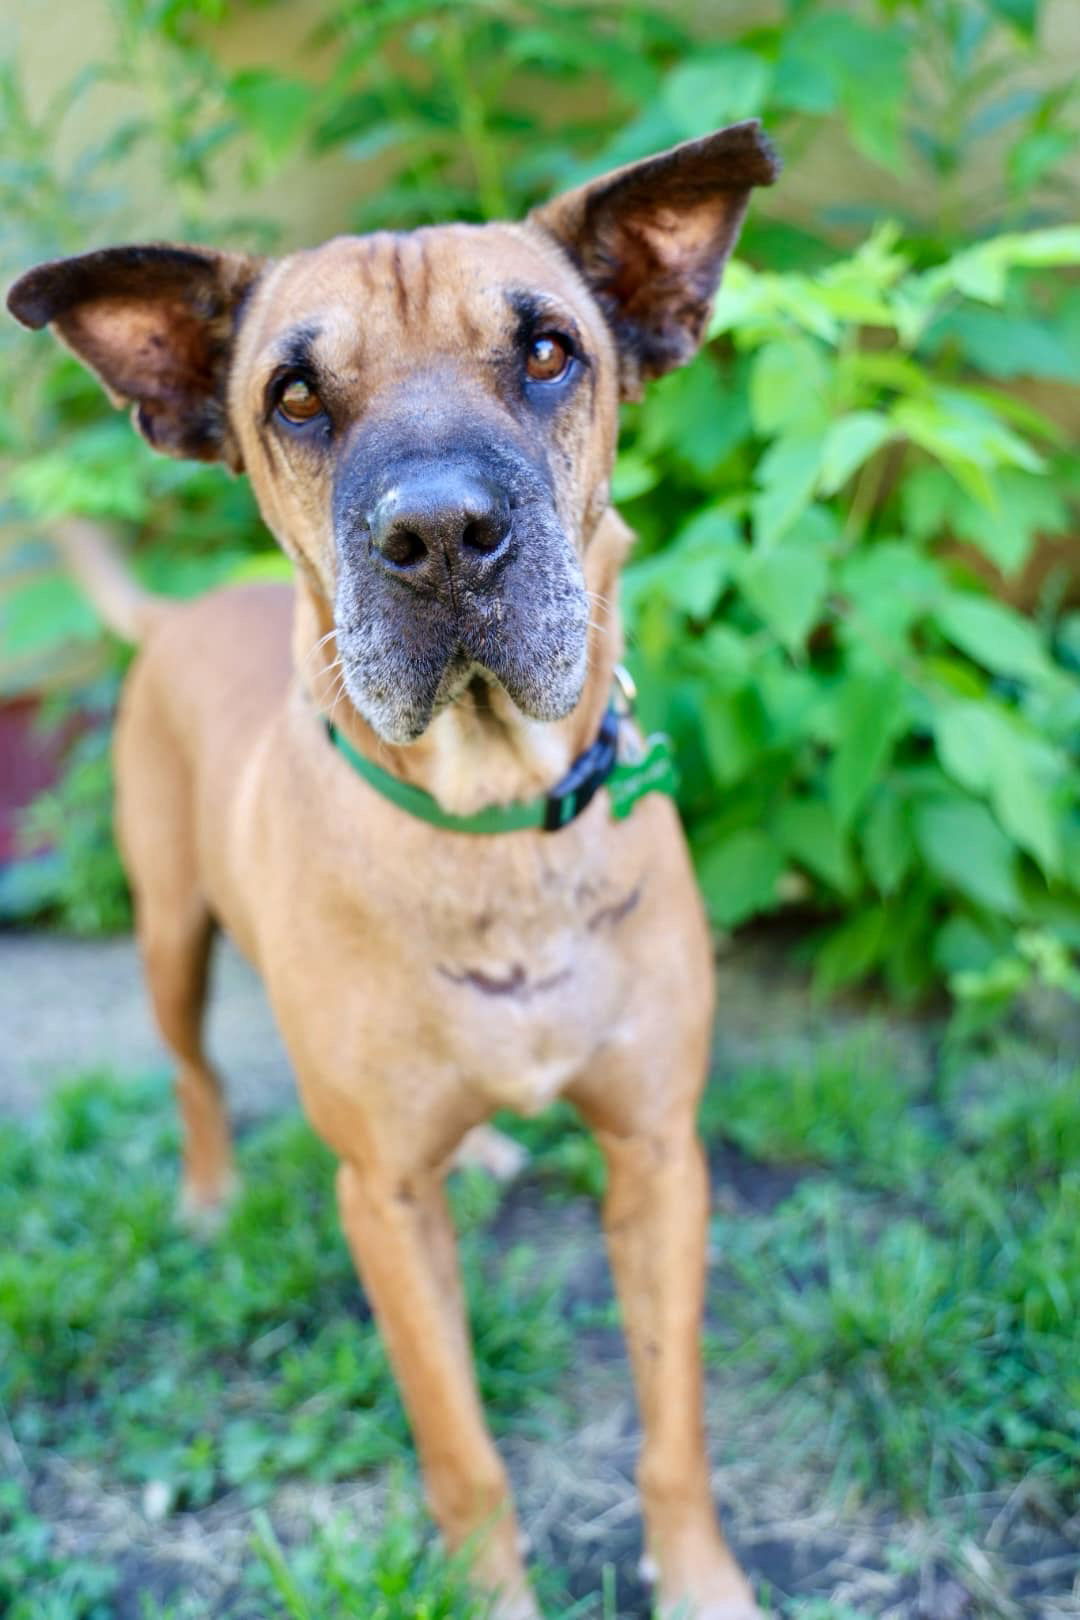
left=334, top=578, right=590, bottom=744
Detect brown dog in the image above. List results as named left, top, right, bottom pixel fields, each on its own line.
left=8, top=120, right=778, bottom=1619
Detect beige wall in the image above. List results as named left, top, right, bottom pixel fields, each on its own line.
left=4, top=0, right=1078, bottom=257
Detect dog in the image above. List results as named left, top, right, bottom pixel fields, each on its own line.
left=8, top=119, right=778, bottom=1619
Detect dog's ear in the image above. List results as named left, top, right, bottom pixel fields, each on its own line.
left=530, top=120, right=779, bottom=398
left=6, top=244, right=263, bottom=471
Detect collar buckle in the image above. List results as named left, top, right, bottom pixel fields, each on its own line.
left=542, top=705, right=621, bottom=832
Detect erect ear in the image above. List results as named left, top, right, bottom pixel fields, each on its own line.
left=6, top=243, right=263, bottom=471
left=530, top=120, right=779, bottom=398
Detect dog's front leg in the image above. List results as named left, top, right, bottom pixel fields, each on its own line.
left=593, top=1116, right=760, bottom=1620
left=335, top=1161, right=538, bottom=1619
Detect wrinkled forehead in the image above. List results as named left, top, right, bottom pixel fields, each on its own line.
left=234, top=222, right=604, bottom=387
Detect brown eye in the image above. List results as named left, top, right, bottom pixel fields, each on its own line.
left=277, top=376, right=324, bottom=424
left=525, top=332, right=572, bottom=383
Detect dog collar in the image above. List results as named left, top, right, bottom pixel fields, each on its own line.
left=323, top=675, right=678, bottom=835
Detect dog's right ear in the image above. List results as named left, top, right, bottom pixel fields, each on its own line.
left=6, top=244, right=263, bottom=471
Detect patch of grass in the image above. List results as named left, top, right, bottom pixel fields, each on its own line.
left=0, top=1074, right=570, bottom=1511
left=713, top=1155, right=1080, bottom=1509
left=0, top=1477, right=117, bottom=1620
left=492, top=1102, right=606, bottom=1200
left=949, top=1061, right=1080, bottom=1186
left=251, top=1493, right=495, bottom=1620
left=700, top=1041, right=934, bottom=1187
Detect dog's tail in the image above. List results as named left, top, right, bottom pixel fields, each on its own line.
left=51, top=517, right=169, bottom=645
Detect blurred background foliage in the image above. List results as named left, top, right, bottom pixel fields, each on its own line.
left=1, top=0, right=1078, bottom=1022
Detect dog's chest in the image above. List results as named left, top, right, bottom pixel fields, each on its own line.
left=419, top=847, right=645, bottom=1114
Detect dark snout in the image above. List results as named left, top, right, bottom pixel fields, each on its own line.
left=333, top=415, right=590, bottom=744
left=370, top=467, right=512, bottom=590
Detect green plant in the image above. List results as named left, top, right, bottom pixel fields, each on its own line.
left=1, top=0, right=1077, bottom=1016
left=622, top=224, right=1080, bottom=1001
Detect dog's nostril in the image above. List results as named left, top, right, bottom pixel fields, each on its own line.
left=462, top=519, right=495, bottom=554
left=381, top=528, right=428, bottom=568
left=461, top=508, right=509, bottom=555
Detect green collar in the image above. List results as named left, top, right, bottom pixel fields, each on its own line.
left=324, top=687, right=678, bottom=836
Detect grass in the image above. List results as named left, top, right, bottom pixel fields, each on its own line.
left=698, top=1036, right=936, bottom=1188
left=3, top=1035, right=1079, bottom=1617
left=0, top=1477, right=116, bottom=1620
left=703, top=1047, right=1080, bottom=1510
left=0, top=1074, right=571, bottom=1514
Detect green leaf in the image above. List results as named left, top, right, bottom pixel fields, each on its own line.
left=227, top=71, right=315, bottom=163
left=776, top=13, right=909, bottom=170
left=894, top=395, right=1044, bottom=477
left=696, top=828, right=783, bottom=928
left=661, top=49, right=773, bottom=135
left=611, top=452, right=659, bottom=502
left=622, top=509, right=739, bottom=620
left=934, top=700, right=1062, bottom=876
left=813, top=907, right=888, bottom=995
left=751, top=433, right=826, bottom=550
left=926, top=308, right=1080, bottom=384
left=700, top=687, right=767, bottom=787
left=819, top=412, right=893, bottom=496
left=993, top=750, right=1061, bottom=877
left=828, top=669, right=906, bottom=827
left=934, top=595, right=1054, bottom=683
left=862, top=791, right=913, bottom=895
left=640, top=355, right=751, bottom=473
left=901, top=465, right=1066, bottom=575
left=839, top=542, right=945, bottom=644
left=774, top=798, right=858, bottom=896
left=737, top=529, right=829, bottom=652
left=913, top=798, right=1024, bottom=916
left=984, top=0, right=1038, bottom=36
left=934, top=914, right=1003, bottom=975
left=749, top=339, right=830, bottom=436
left=2, top=573, right=100, bottom=655
left=1009, top=130, right=1079, bottom=192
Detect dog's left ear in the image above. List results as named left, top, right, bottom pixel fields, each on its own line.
left=530, top=120, right=779, bottom=398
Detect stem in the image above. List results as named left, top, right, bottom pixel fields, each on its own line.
left=438, top=19, right=508, bottom=220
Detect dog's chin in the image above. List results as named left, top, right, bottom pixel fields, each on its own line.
left=341, top=643, right=588, bottom=747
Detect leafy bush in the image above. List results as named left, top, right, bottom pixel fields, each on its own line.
left=622, top=225, right=1080, bottom=1001
left=1, top=0, right=1077, bottom=1008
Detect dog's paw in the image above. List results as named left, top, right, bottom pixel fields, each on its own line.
left=656, top=1599, right=762, bottom=1620
left=453, top=1125, right=529, bottom=1182
left=177, top=1172, right=239, bottom=1237
left=489, top=1590, right=542, bottom=1620
left=656, top=1593, right=763, bottom=1620
left=643, top=1554, right=762, bottom=1620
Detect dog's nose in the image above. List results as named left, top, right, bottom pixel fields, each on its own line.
left=369, top=469, right=511, bottom=584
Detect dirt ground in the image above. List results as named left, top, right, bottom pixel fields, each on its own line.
left=0, top=931, right=294, bottom=1120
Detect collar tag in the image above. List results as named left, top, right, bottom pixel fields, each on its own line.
left=607, top=733, right=680, bottom=821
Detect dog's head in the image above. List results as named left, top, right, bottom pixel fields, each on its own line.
left=8, top=123, right=777, bottom=743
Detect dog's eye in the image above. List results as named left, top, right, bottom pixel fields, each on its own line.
left=277, top=377, right=324, bottom=424
left=525, top=333, right=572, bottom=383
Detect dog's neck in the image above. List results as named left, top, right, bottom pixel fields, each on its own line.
left=293, top=507, right=632, bottom=817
